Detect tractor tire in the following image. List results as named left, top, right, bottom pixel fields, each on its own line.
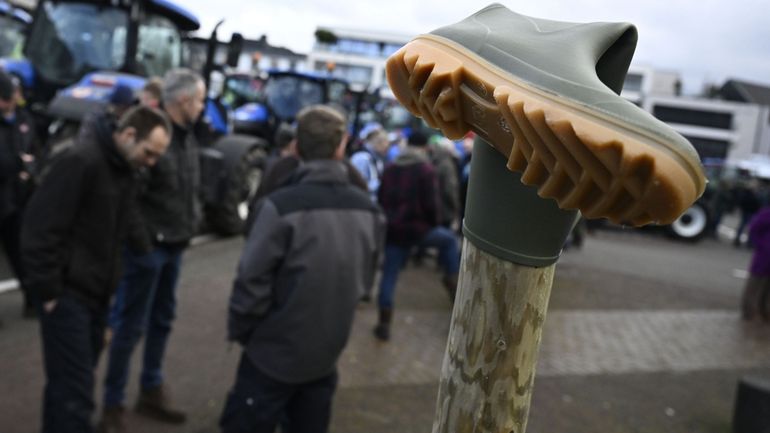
left=206, top=146, right=267, bottom=236
left=666, top=201, right=710, bottom=242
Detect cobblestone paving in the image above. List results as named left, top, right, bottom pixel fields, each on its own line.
left=540, top=310, right=770, bottom=375
left=339, top=308, right=770, bottom=388
left=0, top=232, right=762, bottom=433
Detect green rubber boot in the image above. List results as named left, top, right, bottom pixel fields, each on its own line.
left=386, top=3, right=706, bottom=226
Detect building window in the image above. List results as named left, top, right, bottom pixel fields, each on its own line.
left=382, top=43, right=403, bottom=57
left=623, top=73, right=643, bottom=93
left=653, top=105, right=733, bottom=130
left=316, top=38, right=388, bottom=58
left=683, top=135, right=729, bottom=160
left=315, top=61, right=372, bottom=86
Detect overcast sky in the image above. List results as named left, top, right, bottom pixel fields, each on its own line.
left=183, top=0, right=770, bottom=95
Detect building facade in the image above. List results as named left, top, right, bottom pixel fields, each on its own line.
left=185, top=34, right=306, bottom=74
left=306, top=26, right=412, bottom=90
left=621, top=66, right=770, bottom=166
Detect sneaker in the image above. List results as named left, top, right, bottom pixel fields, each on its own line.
left=97, top=405, right=126, bottom=433
left=386, top=4, right=705, bottom=226
left=135, top=384, right=187, bottom=424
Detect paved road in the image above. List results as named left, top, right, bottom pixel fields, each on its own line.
left=0, top=229, right=766, bottom=433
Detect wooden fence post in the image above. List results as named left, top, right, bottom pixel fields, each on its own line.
left=433, top=239, right=555, bottom=433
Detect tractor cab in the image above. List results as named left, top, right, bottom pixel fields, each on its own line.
left=233, top=70, right=352, bottom=144
left=1, top=0, right=199, bottom=110
left=0, top=1, right=30, bottom=60
left=221, top=72, right=264, bottom=110
left=2, top=1, right=270, bottom=237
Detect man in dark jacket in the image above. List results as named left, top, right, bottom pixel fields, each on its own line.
left=21, top=105, right=171, bottom=433
left=101, top=69, right=205, bottom=430
left=375, top=131, right=460, bottom=341
left=0, top=71, right=39, bottom=319
left=220, top=105, right=385, bottom=433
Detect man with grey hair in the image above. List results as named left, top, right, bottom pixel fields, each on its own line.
left=221, top=105, right=384, bottom=433
left=100, top=68, right=205, bottom=432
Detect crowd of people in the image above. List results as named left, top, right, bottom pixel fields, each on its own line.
left=0, top=66, right=472, bottom=433
left=7, top=60, right=770, bottom=431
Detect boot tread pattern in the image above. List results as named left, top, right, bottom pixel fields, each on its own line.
left=386, top=38, right=699, bottom=226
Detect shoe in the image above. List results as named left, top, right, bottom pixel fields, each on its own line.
left=97, top=405, right=126, bottom=433
left=386, top=3, right=706, bottom=226
left=135, top=384, right=187, bottom=424
left=373, top=308, right=393, bottom=341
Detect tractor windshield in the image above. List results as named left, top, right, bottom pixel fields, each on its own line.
left=0, top=15, right=25, bottom=59
left=137, top=14, right=183, bottom=77
left=222, top=75, right=264, bottom=108
left=25, top=2, right=183, bottom=85
left=263, top=75, right=324, bottom=121
left=26, top=2, right=128, bottom=84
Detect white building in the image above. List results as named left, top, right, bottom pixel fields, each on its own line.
left=621, top=66, right=770, bottom=166
left=620, top=65, right=681, bottom=105
left=643, top=96, right=770, bottom=164
left=306, top=26, right=412, bottom=90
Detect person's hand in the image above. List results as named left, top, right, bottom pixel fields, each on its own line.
left=43, top=300, right=57, bottom=314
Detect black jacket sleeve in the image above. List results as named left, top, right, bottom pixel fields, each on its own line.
left=21, top=151, right=89, bottom=302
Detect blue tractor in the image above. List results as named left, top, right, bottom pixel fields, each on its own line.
left=233, top=70, right=353, bottom=145
left=0, top=0, right=268, bottom=235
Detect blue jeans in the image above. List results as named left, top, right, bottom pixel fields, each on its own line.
left=103, top=245, right=184, bottom=407
left=220, top=353, right=337, bottom=433
left=40, top=294, right=106, bottom=433
left=378, top=226, right=460, bottom=309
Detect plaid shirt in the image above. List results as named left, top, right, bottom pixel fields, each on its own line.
left=377, top=149, right=440, bottom=246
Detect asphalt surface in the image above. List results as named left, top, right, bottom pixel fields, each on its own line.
left=0, top=227, right=767, bottom=433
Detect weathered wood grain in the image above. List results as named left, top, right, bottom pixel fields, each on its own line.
left=433, top=238, right=555, bottom=433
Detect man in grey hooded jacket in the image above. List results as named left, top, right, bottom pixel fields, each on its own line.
left=221, top=105, right=385, bottom=433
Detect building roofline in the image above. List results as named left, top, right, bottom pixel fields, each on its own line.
left=316, top=25, right=412, bottom=45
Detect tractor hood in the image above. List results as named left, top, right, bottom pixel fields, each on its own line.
left=48, top=72, right=146, bottom=121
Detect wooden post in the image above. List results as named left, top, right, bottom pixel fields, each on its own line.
left=433, top=238, right=555, bottom=433
left=426, top=138, right=574, bottom=433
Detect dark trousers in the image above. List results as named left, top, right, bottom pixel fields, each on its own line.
left=220, top=353, right=338, bottom=433
left=40, top=294, right=106, bottom=433
left=1, top=211, right=35, bottom=307
left=104, top=245, right=183, bottom=407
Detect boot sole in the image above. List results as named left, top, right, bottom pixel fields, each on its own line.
left=386, top=35, right=705, bottom=226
